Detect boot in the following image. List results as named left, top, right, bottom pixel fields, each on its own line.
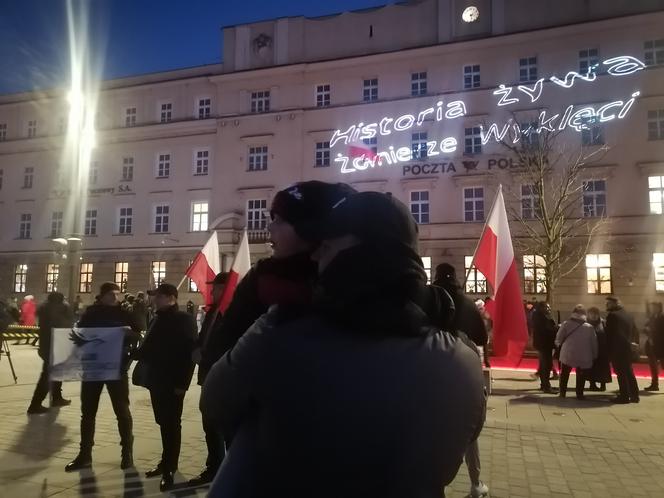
left=120, top=446, right=134, bottom=470
left=65, top=451, right=92, bottom=472
left=51, top=397, right=71, bottom=407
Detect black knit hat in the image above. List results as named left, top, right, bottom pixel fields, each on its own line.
left=434, top=263, right=457, bottom=283
left=270, top=181, right=357, bottom=241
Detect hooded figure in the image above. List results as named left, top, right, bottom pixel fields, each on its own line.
left=203, top=190, right=485, bottom=498
left=555, top=305, right=597, bottom=399
left=20, top=295, right=37, bottom=326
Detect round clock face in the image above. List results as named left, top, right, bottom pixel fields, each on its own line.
left=462, top=6, right=480, bottom=23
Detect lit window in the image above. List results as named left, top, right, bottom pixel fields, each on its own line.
left=79, top=263, right=94, bottom=293
left=521, top=184, right=541, bottom=220
left=84, top=209, right=97, bottom=236
left=410, top=191, right=430, bottom=224
left=315, top=141, right=330, bottom=167
left=152, top=261, right=166, bottom=286
left=122, top=157, right=134, bottom=181
left=519, top=56, right=538, bottom=83
left=247, top=199, right=268, bottom=230
left=411, top=132, right=428, bottom=159
left=115, top=262, right=129, bottom=292
left=23, top=167, right=34, bottom=188
left=194, top=149, right=209, bottom=175
left=579, top=48, right=599, bottom=73
left=582, top=180, right=607, bottom=217
left=648, top=110, right=664, bottom=141
left=125, top=107, right=137, bottom=127
left=160, top=102, right=173, bottom=123
left=464, top=127, right=482, bottom=154
left=523, top=255, right=547, bottom=294
left=586, top=253, right=612, bottom=294
left=363, top=78, right=378, bottom=102
left=51, top=211, right=63, bottom=238
left=464, top=187, right=484, bottom=222
left=465, top=256, right=487, bottom=294
left=157, top=154, right=171, bottom=178
left=411, top=72, right=427, bottom=96
left=421, top=256, right=432, bottom=283
left=315, top=84, right=330, bottom=107
left=463, top=65, right=480, bottom=89
left=118, top=207, right=133, bottom=235
left=14, top=264, right=28, bottom=293
left=644, top=39, right=664, bottom=67
left=27, top=120, right=37, bottom=138
left=89, top=161, right=99, bottom=185
left=248, top=146, right=268, bottom=172
left=581, top=117, right=604, bottom=146
left=363, top=136, right=378, bottom=154
left=197, top=98, right=211, bottom=119
left=648, top=175, right=664, bottom=214
left=46, top=264, right=59, bottom=293
left=191, top=202, right=209, bottom=232
left=154, top=204, right=170, bottom=233
left=250, top=91, right=270, bottom=113
left=18, top=213, right=31, bottom=239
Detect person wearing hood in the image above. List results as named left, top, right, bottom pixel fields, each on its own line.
left=203, top=191, right=485, bottom=498
left=555, top=305, right=597, bottom=400
left=605, top=296, right=640, bottom=403
left=586, top=306, right=612, bottom=392
left=532, top=301, right=559, bottom=393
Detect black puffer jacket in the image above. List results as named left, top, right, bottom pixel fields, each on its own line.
left=532, top=308, right=558, bottom=351
left=433, top=280, right=487, bottom=348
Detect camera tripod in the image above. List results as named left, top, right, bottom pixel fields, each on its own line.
left=0, top=334, right=18, bottom=384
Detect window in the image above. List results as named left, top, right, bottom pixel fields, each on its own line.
left=463, top=187, right=484, bottom=222
left=197, top=98, right=211, bottom=119
left=152, top=261, right=166, bottom=286
left=464, top=127, right=482, bottom=154
left=316, top=84, right=330, bottom=107
left=410, top=191, right=430, bottom=224
left=363, top=136, right=378, bottom=154
left=157, top=153, right=171, bottom=178
left=465, top=256, right=487, bottom=294
left=250, top=91, right=270, bottom=113
left=579, top=48, right=599, bottom=73
left=0, top=168, right=3, bottom=190
left=51, top=211, right=63, bottom=238
left=27, top=120, right=37, bottom=138
left=89, top=161, right=99, bottom=185
left=582, top=180, right=607, bottom=217
left=125, top=107, right=137, bottom=127
left=645, top=39, right=664, bottom=67
left=421, top=256, right=432, bottom=283
left=523, top=255, right=547, bottom=294
left=315, top=141, right=330, bottom=167
left=521, top=184, right=541, bottom=220
left=79, top=263, right=94, bottom=293
left=363, top=78, right=378, bottom=102
left=519, top=56, right=538, bottom=83
left=118, top=207, right=133, bottom=234
left=520, top=122, right=539, bottom=147
left=648, top=110, right=664, bottom=141
left=122, top=157, right=134, bottom=181
left=18, top=213, right=31, bottom=239
left=191, top=202, right=209, bottom=231
left=115, top=262, right=129, bottom=292
left=581, top=117, right=604, bottom=146
left=648, top=175, right=664, bottom=214
left=154, top=204, right=170, bottom=233
left=586, top=253, right=612, bottom=294
left=194, top=149, right=209, bottom=175
left=411, top=72, right=427, bottom=96
left=160, top=102, right=173, bottom=123
left=46, top=264, right=59, bottom=293
left=84, top=209, right=97, bottom=236
left=654, top=253, right=664, bottom=293
left=0, top=123, right=6, bottom=141
left=23, top=167, right=34, bottom=188
left=463, top=64, right=480, bottom=89
left=248, top=146, right=268, bottom=171
left=247, top=199, right=268, bottom=230
left=411, top=132, right=428, bottom=159
left=13, top=264, right=28, bottom=293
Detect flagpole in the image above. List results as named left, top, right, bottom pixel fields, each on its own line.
left=463, top=184, right=503, bottom=293
left=175, top=274, right=187, bottom=291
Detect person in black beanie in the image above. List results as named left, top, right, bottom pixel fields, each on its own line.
left=192, top=180, right=356, bottom=486
left=203, top=191, right=485, bottom=498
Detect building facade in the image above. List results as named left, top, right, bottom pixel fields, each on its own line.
left=1, top=0, right=663, bottom=320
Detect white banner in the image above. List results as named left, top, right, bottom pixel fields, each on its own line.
left=50, top=327, right=126, bottom=382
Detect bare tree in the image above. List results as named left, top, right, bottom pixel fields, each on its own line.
left=486, top=120, right=610, bottom=305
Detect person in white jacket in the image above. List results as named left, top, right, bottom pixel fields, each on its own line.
left=555, top=305, right=598, bottom=399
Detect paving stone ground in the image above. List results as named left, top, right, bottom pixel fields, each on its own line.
left=1, top=343, right=663, bottom=497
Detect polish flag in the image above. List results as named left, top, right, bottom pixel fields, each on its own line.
left=470, top=185, right=528, bottom=366
left=348, top=145, right=381, bottom=165
left=185, top=231, right=221, bottom=307
left=218, top=229, right=251, bottom=312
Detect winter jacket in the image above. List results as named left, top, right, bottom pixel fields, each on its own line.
left=433, top=281, right=487, bottom=347
left=36, top=301, right=74, bottom=360
left=646, top=313, right=664, bottom=359
left=532, top=309, right=557, bottom=351
left=605, top=306, right=637, bottom=361
left=134, top=304, right=197, bottom=391
left=196, top=305, right=224, bottom=385
left=555, top=313, right=598, bottom=369
left=20, top=299, right=37, bottom=326
left=130, top=298, right=149, bottom=332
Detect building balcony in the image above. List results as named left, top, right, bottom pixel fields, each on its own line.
left=247, top=229, right=270, bottom=244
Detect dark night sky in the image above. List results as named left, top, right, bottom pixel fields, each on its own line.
left=0, top=0, right=396, bottom=95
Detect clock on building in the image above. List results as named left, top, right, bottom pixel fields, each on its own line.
left=462, top=6, right=480, bottom=23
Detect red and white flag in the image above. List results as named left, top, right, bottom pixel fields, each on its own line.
left=470, top=185, right=528, bottom=366
left=218, top=229, right=251, bottom=312
left=185, top=231, right=221, bottom=307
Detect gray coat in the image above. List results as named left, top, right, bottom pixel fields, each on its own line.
left=202, top=308, right=486, bottom=498
left=555, top=313, right=598, bottom=369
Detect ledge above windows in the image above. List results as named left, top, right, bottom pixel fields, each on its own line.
left=637, top=161, right=664, bottom=177
left=578, top=163, right=617, bottom=181
left=452, top=171, right=491, bottom=188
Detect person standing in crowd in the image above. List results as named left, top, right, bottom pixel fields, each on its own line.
left=532, top=302, right=559, bottom=393
left=72, top=295, right=84, bottom=321
left=555, top=305, right=597, bottom=400
left=135, top=283, right=197, bottom=491
left=65, top=282, right=142, bottom=472
left=605, top=296, right=640, bottom=403
left=20, top=294, right=37, bottom=326
left=587, top=306, right=612, bottom=391
left=433, top=262, right=489, bottom=498
left=203, top=191, right=486, bottom=497
left=186, top=299, right=196, bottom=316
left=130, top=291, right=149, bottom=332
left=188, top=272, right=229, bottom=487
left=8, top=297, right=21, bottom=323
left=27, top=292, right=74, bottom=414
left=644, top=302, right=664, bottom=391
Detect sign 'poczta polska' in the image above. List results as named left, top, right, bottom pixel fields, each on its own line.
left=401, top=156, right=550, bottom=176
left=330, top=55, right=645, bottom=175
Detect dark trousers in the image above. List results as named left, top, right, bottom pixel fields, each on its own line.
left=30, top=359, right=63, bottom=407
left=149, top=388, right=185, bottom=472
left=612, top=354, right=639, bottom=401
left=203, top=413, right=225, bottom=470
left=80, top=374, right=133, bottom=454
left=538, top=349, right=553, bottom=389
left=646, top=340, right=664, bottom=385
left=559, top=363, right=586, bottom=398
